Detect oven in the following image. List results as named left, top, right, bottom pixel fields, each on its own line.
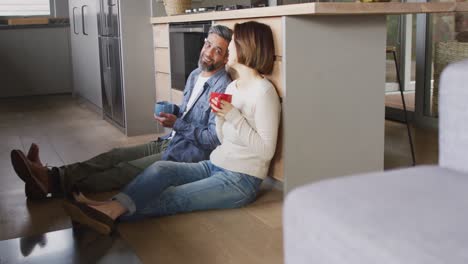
left=169, top=22, right=211, bottom=91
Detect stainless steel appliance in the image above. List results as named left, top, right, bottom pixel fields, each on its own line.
left=69, top=0, right=157, bottom=136
left=169, top=22, right=210, bottom=91
left=98, top=0, right=124, bottom=126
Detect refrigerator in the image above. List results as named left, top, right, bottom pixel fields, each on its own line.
left=68, top=0, right=157, bottom=136
left=98, top=0, right=124, bottom=127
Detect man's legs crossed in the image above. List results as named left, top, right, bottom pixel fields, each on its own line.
left=59, top=139, right=171, bottom=194
left=11, top=139, right=170, bottom=198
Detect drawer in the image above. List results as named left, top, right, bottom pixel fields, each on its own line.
left=171, top=89, right=184, bottom=105
left=154, top=48, right=170, bottom=73
left=155, top=72, right=171, bottom=102
left=153, top=24, right=169, bottom=48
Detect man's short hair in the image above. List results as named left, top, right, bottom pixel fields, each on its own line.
left=208, top=25, right=233, bottom=44
left=233, top=21, right=275, bottom=75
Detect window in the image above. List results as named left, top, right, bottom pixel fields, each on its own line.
left=0, top=0, right=50, bottom=16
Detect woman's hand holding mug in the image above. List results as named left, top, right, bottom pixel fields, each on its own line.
left=210, top=92, right=233, bottom=118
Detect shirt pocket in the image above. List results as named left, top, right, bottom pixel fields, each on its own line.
left=192, top=99, right=211, bottom=123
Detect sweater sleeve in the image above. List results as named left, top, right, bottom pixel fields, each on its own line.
left=215, top=115, right=225, bottom=143
left=224, top=87, right=281, bottom=160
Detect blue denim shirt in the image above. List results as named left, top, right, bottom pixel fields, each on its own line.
left=161, top=67, right=231, bottom=162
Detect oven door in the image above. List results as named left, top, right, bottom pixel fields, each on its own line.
left=169, top=22, right=211, bottom=91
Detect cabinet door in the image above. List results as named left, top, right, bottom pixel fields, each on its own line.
left=100, top=37, right=124, bottom=126
left=69, top=0, right=84, bottom=101
left=69, top=0, right=102, bottom=108
left=153, top=24, right=172, bottom=105
left=80, top=0, right=102, bottom=108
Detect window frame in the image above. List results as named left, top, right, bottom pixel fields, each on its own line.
left=0, top=0, right=54, bottom=17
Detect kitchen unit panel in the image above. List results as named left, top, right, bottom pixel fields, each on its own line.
left=152, top=23, right=173, bottom=128
left=151, top=1, right=468, bottom=193
left=69, top=0, right=102, bottom=108
left=99, top=36, right=124, bottom=126
left=155, top=73, right=171, bottom=102
left=69, top=0, right=157, bottom=136
left=153, top=24, right=169, bottom=48
left=171, top=89, right=184, bottom=105
left=118, top=0, right=157, bottom=136
left=155, top=48, right=170, bottom=73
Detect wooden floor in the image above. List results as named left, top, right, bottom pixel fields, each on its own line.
left=385, top=91, right=415, bottom=112
left=0, top=94, right=437, bottom=263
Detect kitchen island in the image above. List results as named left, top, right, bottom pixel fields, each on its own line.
left=151, top=2, right=468, bottom=193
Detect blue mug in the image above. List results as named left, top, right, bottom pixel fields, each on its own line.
left=154, top=101, right=175, bottom=117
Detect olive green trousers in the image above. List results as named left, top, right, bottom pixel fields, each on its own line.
left=58, top=139, right=170, bottom=193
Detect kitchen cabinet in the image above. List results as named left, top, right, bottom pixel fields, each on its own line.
left=69, top=0, right=157, bottom=136
left=152, top=18, right=285, bottom=181
left=68, top=0, right=102, bottom=108
left=151, top=3, right=468, bottom=193
left=153, top=24, right=171, bottom=103
left=0, top=26, right=72, bottom=98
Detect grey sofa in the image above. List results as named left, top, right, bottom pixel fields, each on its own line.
left=284, top=59, right=468, bottom=264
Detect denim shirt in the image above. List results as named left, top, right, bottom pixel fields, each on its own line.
left=161, top=67, right=231, bottom=162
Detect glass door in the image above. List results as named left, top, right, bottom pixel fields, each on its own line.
left=415, top=2, right=468, bottom=128
left=385, top=14, right=417, bottom=122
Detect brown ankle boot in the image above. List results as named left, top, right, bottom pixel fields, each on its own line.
left=11, top=149, right=49, bottom=199
left=27, top=143, right=43, bottom=166
left=29, top=161, right=51, bottom=194
left=25, top=183, right=47, bottom=200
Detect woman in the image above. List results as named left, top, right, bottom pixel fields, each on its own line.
left=63, top=21, right=281, bottom=235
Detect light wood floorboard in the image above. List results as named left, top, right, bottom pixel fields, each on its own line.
left=0, top=94, right=437, bottom=264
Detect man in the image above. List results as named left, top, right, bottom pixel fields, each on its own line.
left=10, top=25, right=233, bottom=199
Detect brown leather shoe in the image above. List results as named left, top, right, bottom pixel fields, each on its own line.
left=25, top=183, right=47, bottom=200
left=11, top=150, right=29, bottom=183
left=11, top=149, right=49, bottom=199
left=26, top=143, right=43, bottom=166
left=63, top=200, right=115, bottom=235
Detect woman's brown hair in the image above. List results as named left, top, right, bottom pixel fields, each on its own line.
left=233, top=21, right=275, bottom=75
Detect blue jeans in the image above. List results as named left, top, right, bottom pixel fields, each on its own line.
left=114, top=160, right=263, bottom=221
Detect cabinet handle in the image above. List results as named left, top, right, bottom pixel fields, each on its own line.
left=81, top=5, right=88, bottom=36
left=72, top=7, right=78, bottom=35
left=106, top=44, right=111, bottom=69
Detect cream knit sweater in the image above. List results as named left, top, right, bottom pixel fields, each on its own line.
left=210, top=78, right=281, bottom=179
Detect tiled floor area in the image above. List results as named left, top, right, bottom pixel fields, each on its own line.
left=0, top=94, right=437, bottom=263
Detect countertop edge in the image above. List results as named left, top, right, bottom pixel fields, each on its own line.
left=0, top=23, right=70, bottom=30
left=151, top=2, right=468, bottom=24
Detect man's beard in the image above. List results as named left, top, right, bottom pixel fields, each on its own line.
left=198, top=55, right=223, bottom=72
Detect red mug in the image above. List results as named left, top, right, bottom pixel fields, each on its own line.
left=210, top=92, right=232, bottom=112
